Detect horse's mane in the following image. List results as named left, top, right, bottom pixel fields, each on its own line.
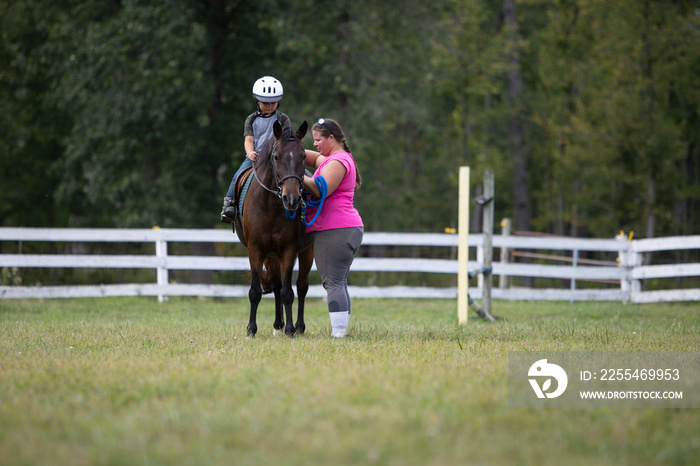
left=256, top=126, right=300, bottom=166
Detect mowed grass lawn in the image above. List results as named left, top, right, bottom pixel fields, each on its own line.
left=1, top=297, right=698, bottom=466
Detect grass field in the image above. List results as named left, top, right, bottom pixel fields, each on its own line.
left=1, top=297, right=698, bottom=465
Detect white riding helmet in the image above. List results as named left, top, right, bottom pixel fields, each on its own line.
left=252, top=76, right=283, bottom=103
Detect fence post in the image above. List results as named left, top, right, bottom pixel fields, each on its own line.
left=457, top=166, right=470, bottom=324
left=499, top=218, right=511, bottom=289
left=617, top=232, right=631, bottom=303
left=630, top=250, right=642, bottom=303
left=155, top=230, right=169, bottom=303
left=570, top=249, right=579, bottom=303
left=477, top=245, right=484, bottom=290
left=481, top=170, right=494, bottom=318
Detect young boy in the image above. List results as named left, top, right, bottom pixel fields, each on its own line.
left=220, top=76, right=291, bottom=222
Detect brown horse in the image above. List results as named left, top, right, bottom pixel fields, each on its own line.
left=234, top=121, right=313, bottom=337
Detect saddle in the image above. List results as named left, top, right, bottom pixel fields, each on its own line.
left=232, top=167, right=253, bottom=247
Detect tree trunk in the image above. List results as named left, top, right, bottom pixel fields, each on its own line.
left=502, top=0, right=532, bottom=287
left=644, top=170, right=656, bottom=267
left=501, top=0, right=531, bottom=233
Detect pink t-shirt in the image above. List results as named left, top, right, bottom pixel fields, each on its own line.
left=306, top=151, right=363, bottom=233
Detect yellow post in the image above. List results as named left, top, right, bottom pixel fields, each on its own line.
left=457, top=166, right=470, bottom=324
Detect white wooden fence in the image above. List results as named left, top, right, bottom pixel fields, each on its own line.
left=1, top=227, right=699, bottom=304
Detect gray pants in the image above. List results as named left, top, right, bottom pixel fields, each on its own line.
left=310, top=227, right=364, bottom=314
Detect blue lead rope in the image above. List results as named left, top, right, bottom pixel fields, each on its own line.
left=285, top=176, right=327, bottom=225
left=303, top=176, right=327, bottom=226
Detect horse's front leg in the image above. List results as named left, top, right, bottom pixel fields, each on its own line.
left=272, top=285, right=284, bottom=336
left=280, top=252, right=297, bottom=337
left=295, top=245, right=313, bottom=335
left=247, top=268, right=263, bottom=337
left=264, top=258, right=285, bottom=335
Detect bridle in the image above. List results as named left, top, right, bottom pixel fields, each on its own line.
left=251, top=140, right=304, bottom=199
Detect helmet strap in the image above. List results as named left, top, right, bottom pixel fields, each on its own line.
left=256, top=102, right=280, bottom=118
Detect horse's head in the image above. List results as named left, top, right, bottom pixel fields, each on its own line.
left=272, top=120, right=308, bottom=211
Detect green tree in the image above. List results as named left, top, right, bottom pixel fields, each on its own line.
left=45, top=0, right=277, bottom=228
left=2, top=0, right=698, bottom=241
left=275, top=0, right=450, bottom=231
left=0, top=1, right=85, bottom=227
left=52, top=1, right=197, bottom=227
left=529, top=0, right=700, bottom=239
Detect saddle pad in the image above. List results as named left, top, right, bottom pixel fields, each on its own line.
left=235, top=168, right=254, bottom=216
left=231, top=168, right=253, bottom=248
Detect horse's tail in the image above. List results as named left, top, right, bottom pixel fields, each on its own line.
left=261, top=257, right=280, bottom=294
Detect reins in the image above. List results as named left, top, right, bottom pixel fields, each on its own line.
left=251, top=160, right=281, bottom=197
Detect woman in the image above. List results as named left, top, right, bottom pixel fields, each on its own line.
left=304, top=118, right=364, bottom=338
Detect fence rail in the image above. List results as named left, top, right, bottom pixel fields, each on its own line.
left=1, top=227, right=699, bottom=304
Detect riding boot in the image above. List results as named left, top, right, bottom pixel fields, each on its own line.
left=220, top=197, right=237, bottom=223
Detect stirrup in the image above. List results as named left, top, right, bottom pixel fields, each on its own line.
left=224, top=205, right=237, bottom=219
left=220, top=197, right=236, bottom=223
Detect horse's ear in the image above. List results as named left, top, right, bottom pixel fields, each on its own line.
left=297, top=121, right=308, bottom=140
left=273, top=120, right=282, bottom=139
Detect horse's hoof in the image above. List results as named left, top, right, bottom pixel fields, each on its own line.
left=285, top=328, right=295, bottom=338
left=273, top=329, right=284, bottom=337
left=295, top=325, right=306, bottom=335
